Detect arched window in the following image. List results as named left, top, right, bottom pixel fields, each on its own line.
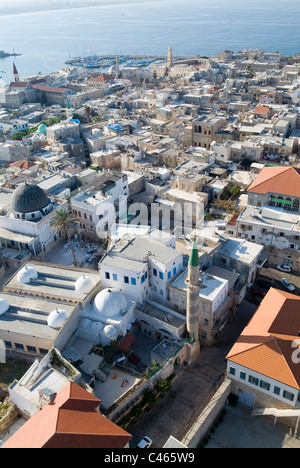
left=276, top=196, right=284, bottom=208
left=285, top=198, right=292, bottom=211
left=269, top=195, right=276, bottom=207
left=292, top=199, right=300, bottom=212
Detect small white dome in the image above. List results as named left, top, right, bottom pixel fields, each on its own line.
left=17, top=266, right=38, bottom=284
left=47, top=309, right=68, bottom=329
left=101, top=324, right=118, bottom=345
left=0, top=299, right=9, bottom=316
left=103, top=324, right=118, bottom=336
left=75, top=275, right=96, bottom=294
left=80, top=318, right=92, bottom=329
left=90, top=321, right=104, bottom=332
left=93, top=288, right=128, bottom=319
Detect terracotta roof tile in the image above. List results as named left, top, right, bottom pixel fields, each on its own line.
left=248, top=166, right=300, bottom=198
left=227, top=288, right=300, bottom=389
left=2, top=382, right=131, bottom=448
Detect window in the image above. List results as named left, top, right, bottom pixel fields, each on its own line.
left=124, top=276, right=129, bottom=284
left=249, top=375, right=259, bottom=386
left=159, top=272, right=164, bottom=280
left=105, top=272, right=110, bottom=280
left=153, top=268, right=157, bottom=277
left=27, top=346, right=37, bottom=353
left=131, top=278, right=136, bottom=286
left=283, top=391, right=295, bottom=402
left=15, top=343, right=24, bottom=351
left=173, top=293, right=178, bottom=301
left=240, top=372, right=246, bottom=381
left=274, top=386, right=281, bottom=396
left=173, top=267, right=177, bottom=276
left=260, top=380, right=270, bottom=391
left=229, top=367, right=236, bottom=376
left=168, top=271, right=171, bottom=280
left=113, top=273, right=118, bottom=281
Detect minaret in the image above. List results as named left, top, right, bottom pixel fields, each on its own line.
left=13, top=63, right=19, bottom=82
left=185, top=238, right=201, bottom=359
left=167, top=46, right=173, bottom=69
left=116, top=56, right=120, bottom=76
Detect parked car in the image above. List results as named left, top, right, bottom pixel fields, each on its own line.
left=247, top=295, right=261, bottom=305
left=250, top=287, right=266, bottom=298
left=280, top=278, right=296, bottom=291
left=277, top=264, right=292, bottom=273
left=137, top=436, right=152, bottom=448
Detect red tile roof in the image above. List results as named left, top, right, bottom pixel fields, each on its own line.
left=32, top=84, right=67, bottom=94
left=247, top=166, right=300, bottom=198
left=2, top=382, right=131, bottom=449
left=10, top=160, right=36, bottom=169
left=89, top=74, right=115, bottom=83
left=254, top=104, right=270, bottom=116
left=227, top=288, right=300, bottom=389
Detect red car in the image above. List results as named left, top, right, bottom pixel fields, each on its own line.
left=250, top=287, right=266, bottom=299
left=128, top=354, right=141, bottom=365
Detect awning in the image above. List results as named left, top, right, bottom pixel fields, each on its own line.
left=117, top=333, right=135, bottom=352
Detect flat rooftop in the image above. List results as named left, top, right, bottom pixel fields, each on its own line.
left=239, top=206, right=300, bottom=232
left=0, top=292, right=75, bottom=341
left=171, top=269, right=228, bottom=302
left=138, top=300, right=186, bottom=330
left=3, top=261, right=100, bottom=303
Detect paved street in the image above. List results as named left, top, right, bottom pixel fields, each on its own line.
left=128, top=299, right=257, bottom=448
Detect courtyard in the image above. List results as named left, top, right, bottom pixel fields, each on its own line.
left=205, top=403, right=300, bottom=449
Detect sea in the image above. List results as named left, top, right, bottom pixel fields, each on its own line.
left=0, top=0, right=299, bottom=84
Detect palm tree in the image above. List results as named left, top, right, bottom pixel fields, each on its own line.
left=50, top=209, right=79, bottom=267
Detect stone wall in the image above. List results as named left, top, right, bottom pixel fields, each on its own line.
left=0, top=399, right=19, bottom=434
left=182, top=378, right=232, bottom=448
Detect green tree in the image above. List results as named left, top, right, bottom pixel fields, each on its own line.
left=49, top=209, right=79, bottom=267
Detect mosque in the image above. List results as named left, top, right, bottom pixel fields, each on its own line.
left=0, top=180, right=65, bottom=255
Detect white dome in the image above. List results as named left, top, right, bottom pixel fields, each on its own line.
left=75, top=275, right=96, bottom=294
left=93, top=288, right=128, bottom=319
left=103, top=324, right=118, bottom=336
left=90, top=321, right=105, bottom=332
left=101, top=324, right=119, bottom=345
left=47, top=309, right=68, bottom=329
left=80, top=318, right=92, bottom=329
left=17, top=266, right=38, bottom=284
left=0, top=299, right=9, bottom=316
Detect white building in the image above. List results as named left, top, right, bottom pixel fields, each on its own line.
left=227, top=288, right=300, bottom=427
left=99, top=233, right=183, bottom=303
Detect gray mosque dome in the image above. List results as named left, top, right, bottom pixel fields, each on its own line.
left=11, top=182, right=50, bottom=214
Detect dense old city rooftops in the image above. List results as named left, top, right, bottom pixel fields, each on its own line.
left=0, top=46, right=300, bottom=448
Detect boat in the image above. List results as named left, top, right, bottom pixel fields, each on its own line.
left=0, top=50, right=21, bottom=58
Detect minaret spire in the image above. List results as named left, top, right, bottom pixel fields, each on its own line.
left=13, top=63, right=19, bottom=83
left=185, top=237, right=201, bottom=360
